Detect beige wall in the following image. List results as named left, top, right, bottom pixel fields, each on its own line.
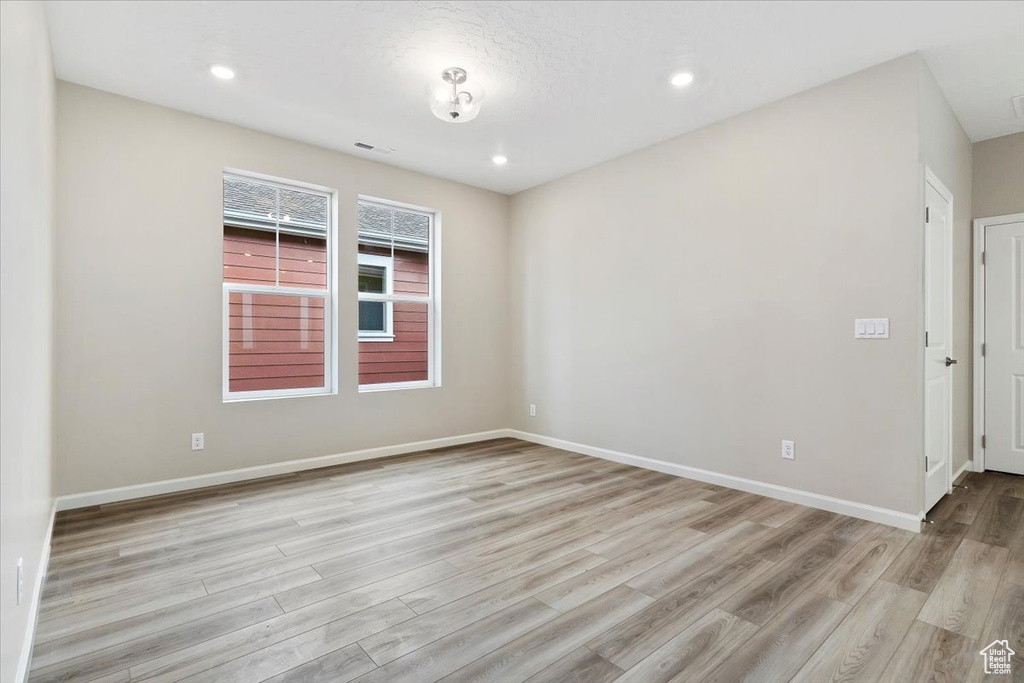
left=46, top=46, right=992, bottom=520
left=1, top=2, right=56, bottom=680
left=509, top=56, right=928, bottom=515
left=54, top=83, right=510, bottom=494
left=917, top=60, right=974, bottom=476
left=973, top=133, right=1024, bottom=218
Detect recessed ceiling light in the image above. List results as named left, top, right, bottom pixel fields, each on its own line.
left=670, top=72, right=694, bottom=88
left=492, top=155, right=508, bottom=166
left=210, top=65, right=235, bottom=80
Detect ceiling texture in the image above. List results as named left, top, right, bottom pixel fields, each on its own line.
left=45, top=1, right=1024, bottom=194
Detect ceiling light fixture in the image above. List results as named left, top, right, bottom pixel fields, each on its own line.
left=492, top=155, right=508, bottom=166
left=210, top=64, right=235, bottom=80
left=429, top=67, right=485, bottom=123
left=670, top=72, right=694, bottom=88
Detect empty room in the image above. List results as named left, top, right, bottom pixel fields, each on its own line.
left=3, top=1, right=1024, bottom=681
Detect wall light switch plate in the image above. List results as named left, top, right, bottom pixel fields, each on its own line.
left=191, top=433, right=204, bottom=451
left=529, top=404, right=537, bottom=417
left=854, top=318, right=889, bottom=339
left=781, top=440, right=795, bottom=460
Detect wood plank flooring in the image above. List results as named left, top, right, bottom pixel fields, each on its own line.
left=29, top=440, right=1024, bottom=682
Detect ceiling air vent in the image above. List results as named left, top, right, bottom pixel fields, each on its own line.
left=354, top=141, right=395, bottom=155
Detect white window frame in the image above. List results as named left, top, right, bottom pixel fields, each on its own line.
left=358, top=196, right=441, bottom=392
left=357, top=252, right=394, bottom=342
left=223, top=170, right=338, bottom=402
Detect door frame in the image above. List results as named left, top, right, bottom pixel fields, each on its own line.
left=923, top=167, right=954, bottom=512
left=972, top=212, right=1024, bottom=473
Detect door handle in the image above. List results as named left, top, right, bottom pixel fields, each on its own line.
left=945, top=357, right=958, bottom=367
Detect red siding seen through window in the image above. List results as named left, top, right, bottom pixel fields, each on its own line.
left=358, top=245, right=429, bottom=386
left=224, top=228, right=327, bottom=392
left=224, top=228, right=429, bottom=389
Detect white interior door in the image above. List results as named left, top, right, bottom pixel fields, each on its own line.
left=924, top=177, right=953, bottom=513
left=985, top=219, right=1024, bottom=475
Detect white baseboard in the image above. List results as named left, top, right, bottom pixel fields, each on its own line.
left=54, top=426, right=926, bottom=532
left=952, top=460, right=972, bottom=481
left=507, top=430, right=923, bottom=533
left=16, top=500, right=56, bottom=683
left=55, top=429, right=510, bottom=511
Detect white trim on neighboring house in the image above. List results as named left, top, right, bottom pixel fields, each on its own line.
left=507, top=430, right=924, bottom=532
left=924, top=166, right=955, bottom=506
left=972, top=213, right=1024, bottom=473
left=54, top=430, right=507, bottom=510
left=357, top=252, right=395, bottom=341
left=16, top=501, right=56, bottom=683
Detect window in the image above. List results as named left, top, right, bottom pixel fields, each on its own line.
left=357, top=198, right=439, bottom=390
left=358, top=253, right=393, bottom=341
left=223, top=172, right=335, bottom=400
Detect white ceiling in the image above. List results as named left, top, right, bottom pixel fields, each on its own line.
left=45, top=1, right=1024, bottom=195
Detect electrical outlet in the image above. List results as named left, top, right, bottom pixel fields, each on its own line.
left=529, top=404, right=537, bottom=417
left=191, top=433, right=204, bottom=451
left=16, top=557, right=23, bottom=605
left=781, top=440, right=795, bottom=460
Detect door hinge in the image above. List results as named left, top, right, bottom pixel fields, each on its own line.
left=982, top=250, right=986, bottom=265
left=982, top=342, right=986, bottom=357
left=925, top=331, right=929, bottom=347
left=925, top=206, right=930, bottom=223
left=981, top=435, right=986, bottom=449
left=924, top=456, right=929, bottom=472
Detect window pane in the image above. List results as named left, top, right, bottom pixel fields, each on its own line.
left=278, top=188, right=328, bottom=289
left=358, top=264, right=386, bottom=294
left=359, top=301, right=386, bottom=332
left=357, top=203, right=393, bottom=249
left=278, top=188, right=328, bottom=234
left=393, top=209, right=430, bottom=251
left=356, top=204, right=428, bottom=296
left=223, top=178, right=279, bottom=287
left=228, top=292, right=325, bottom=393
left=393, top=249, right=428, bottom=296
left=391, top=210, right=429, bottom=298
left=224, top=176, right=277, bottom=228
left=279, top=232, right=327, bottom=289
left=224, top=226, right=276, bottom=286
left=359, top=301, right=427, bottom=385
left=223, top=178, right=328, bottom=290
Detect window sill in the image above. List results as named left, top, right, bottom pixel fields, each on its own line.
left=224, top=388, right=336, bottom=403
left=358, top=335, right=395, bottom=343
left=358, top=381, right=439, bottom=393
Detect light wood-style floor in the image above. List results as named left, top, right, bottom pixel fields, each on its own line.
left=30, top=439, right=1024, bottom=683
